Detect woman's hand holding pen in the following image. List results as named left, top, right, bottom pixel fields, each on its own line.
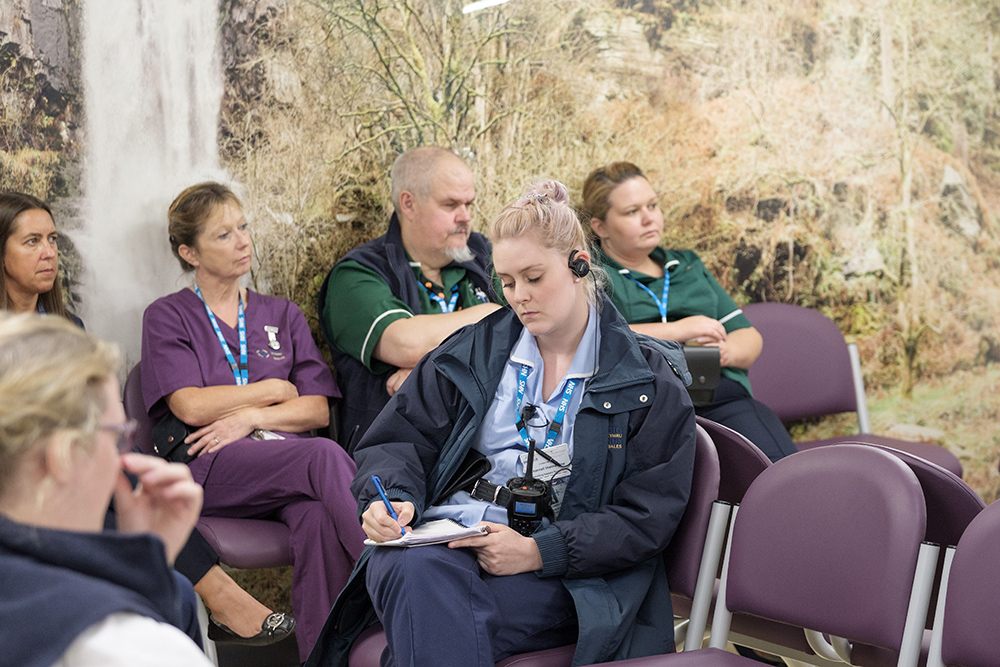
left=449, top=522, right=543, bottom=576
left=362, top=500, right=415, bottom=542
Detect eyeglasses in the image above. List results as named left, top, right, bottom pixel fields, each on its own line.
left=100, top=419, right=138, bottom=454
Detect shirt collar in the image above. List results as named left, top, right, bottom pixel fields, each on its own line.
left=599, top=245, right=678, bottom=278
left=509, top=304, right=600, bottom=382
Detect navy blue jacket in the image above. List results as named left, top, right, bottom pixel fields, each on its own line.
left=306, top=301, right=696, bottom=667
left=0, top=515, right=188, bottom=667
left=318, top=213, right=495, bottom=450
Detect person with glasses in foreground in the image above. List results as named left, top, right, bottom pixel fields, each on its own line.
left=307, top=181, right=695, bottom=667
left=0, top=313, right=213, bottom=667
left=0, top=190, right=297, bottom=650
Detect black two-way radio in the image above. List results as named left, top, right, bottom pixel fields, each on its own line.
left=505, top=434, right=552, bottom=536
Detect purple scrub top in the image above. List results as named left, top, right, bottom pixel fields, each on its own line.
left=141, top=288, right=339, bottom=424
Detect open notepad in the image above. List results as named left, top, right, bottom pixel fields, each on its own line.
left=364, top=519, right=490, bottom=547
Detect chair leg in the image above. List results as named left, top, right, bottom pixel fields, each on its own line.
left=196, top=592, right=220, bottom=666
left=673, top=618, right=689, bottom=650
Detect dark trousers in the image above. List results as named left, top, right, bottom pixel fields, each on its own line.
left=173, top=528, right=219, bottom=585
left=696, top=377, right=797, bottom=463
left=366, top=546, right=578, bottom=667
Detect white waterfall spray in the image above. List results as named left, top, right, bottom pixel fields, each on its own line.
left=80, top=0, right=226, bottom=366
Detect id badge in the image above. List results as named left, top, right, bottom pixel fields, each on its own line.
left=519, top=443, right=572, bottom=515
left=518, top=443, right=572, bottom=481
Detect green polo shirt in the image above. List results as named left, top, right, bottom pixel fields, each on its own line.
left=323, top=258, right=488, bottom=374
left=599, top=246, right=754, bottom=395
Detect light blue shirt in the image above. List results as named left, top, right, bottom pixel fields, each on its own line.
left=424, top=306, right=601, bottom=526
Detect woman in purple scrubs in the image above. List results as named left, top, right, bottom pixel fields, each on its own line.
left=140, top=182, right=366, bottom=662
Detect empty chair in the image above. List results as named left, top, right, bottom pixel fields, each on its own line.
left=581, top=444, right=939, bottom=667
left=664, top=423, right=725, bottom=652
left=849, top=443, right=984, bottom=667
left=694, top=417, right=770, bottom=507
left=926, top=498, right=1000, bottom=667
left=742, top=302, right=962, bottom=477
left=671, top=418, right=767, bottom=652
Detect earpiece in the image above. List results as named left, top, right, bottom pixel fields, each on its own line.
left=568, top=250, right=590, bottom=279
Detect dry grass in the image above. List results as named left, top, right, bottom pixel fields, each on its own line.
left=218, top=0, right=1000, bottom=486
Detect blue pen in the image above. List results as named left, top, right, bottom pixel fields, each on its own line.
left=371, top=475, right=407, bottom=535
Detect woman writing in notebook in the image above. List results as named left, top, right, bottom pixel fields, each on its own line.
left=307, top=180, right=695, bottom=667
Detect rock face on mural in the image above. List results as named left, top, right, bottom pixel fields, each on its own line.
left=0, top=0, right=80, bottom=195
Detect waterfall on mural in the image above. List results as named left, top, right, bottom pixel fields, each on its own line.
left=80, top=0, right=226, bottom=366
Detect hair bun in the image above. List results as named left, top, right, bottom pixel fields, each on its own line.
left=523, top=180, right=569, bottom=205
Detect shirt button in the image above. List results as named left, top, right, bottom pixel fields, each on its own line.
left=603, top=401, right=612, bottom=409
left=639, top=394, right=648, bottom=403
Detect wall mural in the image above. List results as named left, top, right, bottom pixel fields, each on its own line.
left=2, top=0, right=999, bottom=499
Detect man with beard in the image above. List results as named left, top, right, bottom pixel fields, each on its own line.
left=321, top=147, right=500, bottom=450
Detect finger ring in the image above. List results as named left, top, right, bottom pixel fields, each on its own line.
left=214, top=437, right=220, bottom=444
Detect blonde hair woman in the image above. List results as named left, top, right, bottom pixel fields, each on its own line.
left=307, top=181, right=696, bottom=667
left=0, top=313, right=211, bottom=667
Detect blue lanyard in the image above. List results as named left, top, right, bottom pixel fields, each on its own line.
left=626, top=268, right=670, bottom=323
left=514, top=364, right=578, bottom=450
left=421, top=281, right=460, bottom=313
left=194, top=285, right=248, bottom=386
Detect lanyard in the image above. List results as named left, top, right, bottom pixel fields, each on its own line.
left=626, top=267, right=669, bottom=323
left=421, top=281, right=460, bottom=313
left=514, top=364, right=578, bottom=451
left=194, top=284, right=248, bottom=386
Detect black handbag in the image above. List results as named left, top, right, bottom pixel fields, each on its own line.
left=683, top=345, right=721, bottom=407
left=151, top=412, right=197, bottom=464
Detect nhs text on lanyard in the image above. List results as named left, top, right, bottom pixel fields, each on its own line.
left=195, top=285, right=249, bottom=386
left=626, top=269, right=669, bottom=323
left=514, top=365, right=575, bottom=502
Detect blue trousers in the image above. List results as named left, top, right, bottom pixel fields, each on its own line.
left=366, top=545, right=578, bottom=667
left=696, top=377, right=797, bottom=463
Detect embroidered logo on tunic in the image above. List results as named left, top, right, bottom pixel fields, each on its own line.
left=256, top=348, right=286, bottom=361
left=608, top=432, right=623, bottom=449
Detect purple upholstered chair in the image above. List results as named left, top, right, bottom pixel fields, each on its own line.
left=668, top=418, right=767, bottom=652
left=123, top=364, right=295, bottom=662
left=926, top=499, right=1000, bottom=667
left=664, top=423, right=724, bottom=652
left=675, top=426, right=985, bottom=666
left=694, top=417, right=770, bottom=507
left=742, top=302, right=963, bottom=478
left=581, top=444, right=939, bottom=667
left=734, top=442, right=985, bottom=667
left=849, top=444, right=985, bottom=667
